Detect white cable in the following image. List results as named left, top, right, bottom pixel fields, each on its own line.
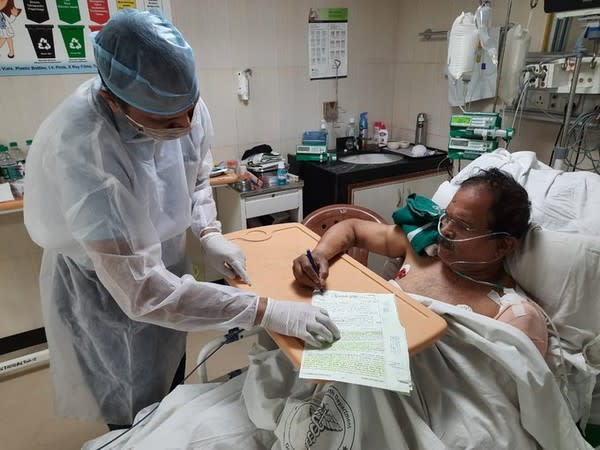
left=526, top=9, right=534, bottom=31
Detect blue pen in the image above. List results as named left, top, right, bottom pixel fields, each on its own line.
left=306, top=249, right=324, bottom=292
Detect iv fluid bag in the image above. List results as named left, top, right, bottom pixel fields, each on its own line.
left=447, top=13, right=479, bottom=81
left=499, top=24, right=531, bottom=105
left=475, top=3, right=498, bottom=65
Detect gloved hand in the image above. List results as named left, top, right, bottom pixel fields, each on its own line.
left=199, top=232, right=251, bottom=284
left=260, top=298, right=341, bottom=348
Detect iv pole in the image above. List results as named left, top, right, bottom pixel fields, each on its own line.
left=492, top=0, right=514, bottom=112
left=552, top=37, right=586, bottom=170
left=552, top=57, right=583, bottom=169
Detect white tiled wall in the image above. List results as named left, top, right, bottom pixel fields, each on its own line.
left=0, top=1, right=563, bottom=337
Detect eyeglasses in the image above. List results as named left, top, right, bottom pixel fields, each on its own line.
left=439, top=212, right=491, bottom=235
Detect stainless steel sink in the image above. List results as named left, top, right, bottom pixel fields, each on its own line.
left=338, top=152, right=405, bottom=165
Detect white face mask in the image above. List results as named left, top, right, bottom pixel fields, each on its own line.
left=124, top=112, right=192, bottom=141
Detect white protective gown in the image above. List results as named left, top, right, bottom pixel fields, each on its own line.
left=24, top=77, right=259, bottom=424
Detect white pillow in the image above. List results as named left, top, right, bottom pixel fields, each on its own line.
left=506, top=227, right=600, bottom=349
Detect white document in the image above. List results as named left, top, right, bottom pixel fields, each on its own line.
left=300, top=290, right=412, bottom=394
left=0, top=183, right=15, bottom=202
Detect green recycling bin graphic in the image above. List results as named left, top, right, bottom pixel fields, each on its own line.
left=59, top=25, right=86, bottom=59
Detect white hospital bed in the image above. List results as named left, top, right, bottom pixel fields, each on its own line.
left=85, top=150, right=600, bottom=450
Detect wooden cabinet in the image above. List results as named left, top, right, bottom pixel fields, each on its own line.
left=350, top=170, right=449, bottom=275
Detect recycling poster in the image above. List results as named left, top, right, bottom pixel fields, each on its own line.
left=0, top=0, right=171, bottom=76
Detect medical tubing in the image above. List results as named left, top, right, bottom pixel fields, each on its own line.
left=93, top=328, right=242, bottom=450
left=453, top=270, right=504, bottom=291
left=438, top=216, right=510, bottom=243
left=528, top=300, right=570, bottom=401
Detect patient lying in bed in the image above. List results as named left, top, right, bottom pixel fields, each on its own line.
left=85, top=167, right=592, bottom=450
left=293, top=168, right=548, bottom=355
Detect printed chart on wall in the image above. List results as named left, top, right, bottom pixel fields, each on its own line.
left=308, top=7, right=347, bottom=80
left=0, top=0, right=171, bottom=76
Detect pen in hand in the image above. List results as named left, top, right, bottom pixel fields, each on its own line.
left=306, top=249, right=324, bottom=293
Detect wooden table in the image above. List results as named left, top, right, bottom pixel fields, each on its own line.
left=209, top=170, right=238, bottom=186
left=0, top=199, right=22, bottom=214
left=0, top=172, right=237, bottom=214
left=225, top=223, right=447, bottom=367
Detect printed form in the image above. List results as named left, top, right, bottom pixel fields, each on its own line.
left=300, top=290, right=412, bottom=394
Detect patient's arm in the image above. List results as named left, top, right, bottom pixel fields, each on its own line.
left=293, top=219, right=410, bottom=288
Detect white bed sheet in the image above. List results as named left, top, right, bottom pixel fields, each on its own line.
left=83, top=297, right=591, bottom=450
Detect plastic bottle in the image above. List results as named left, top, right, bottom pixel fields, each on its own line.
left=24, top=139, right=33, bottom=156
left=373, top=121, right=381, bottom=144
left=378, top=124, right=389, bottom=147
left=277, top=161, right=287, bottom=185
left=8, top=142, right=26, bottom=163
left=320, top=118, right=328, bottom=149
left=346, top=117, right=357, bottom=137
left=0, top=145, right=19, bottom=181
left=359, top=112, right=368, bottom=150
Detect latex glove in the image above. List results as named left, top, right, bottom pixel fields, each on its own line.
left=199, top=232, right=251, bottom=284
left=260, top=298, right=341, bottom=348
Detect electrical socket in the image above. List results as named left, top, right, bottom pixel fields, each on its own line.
left=547, top=93, right=581, bottom=115
left=547, top=93, right=566, bottom=114
left=525, top=90, right=550, bottom=110
left=323, top=101, right=338, bottom=122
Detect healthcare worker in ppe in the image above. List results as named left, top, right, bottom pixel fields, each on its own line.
left=24, top=9, right=339, bottom=428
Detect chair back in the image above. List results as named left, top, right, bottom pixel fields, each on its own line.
left=302, top=204, right=388, bottom=266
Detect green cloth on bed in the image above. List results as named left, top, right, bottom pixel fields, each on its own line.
left=392, top=194, right=442, bottom=255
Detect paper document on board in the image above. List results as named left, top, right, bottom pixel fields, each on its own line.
left=299, top=290, right=412, bottom=394
left=0, top=183, right=15, bottom=202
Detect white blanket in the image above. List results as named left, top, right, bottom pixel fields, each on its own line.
left=83, top=297, right=590, bottom=450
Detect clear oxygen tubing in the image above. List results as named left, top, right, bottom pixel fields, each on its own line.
left=437, top=213, right=510, bottom=251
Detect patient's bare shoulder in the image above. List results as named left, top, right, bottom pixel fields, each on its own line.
left=495, top=298, right=549, bottom=356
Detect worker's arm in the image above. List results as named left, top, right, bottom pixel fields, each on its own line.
left=293, top=219, right=410, bottom=288
left=188, top=99, right=250, bottom=283
left=189, top=98, right=221, bottom=237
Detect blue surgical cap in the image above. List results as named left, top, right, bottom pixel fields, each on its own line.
left=92, top=9, right=199, bottom=116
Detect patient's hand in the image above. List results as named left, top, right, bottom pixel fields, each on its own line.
left=292, top=252, right=329, bottom=289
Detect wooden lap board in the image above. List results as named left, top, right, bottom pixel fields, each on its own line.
left=225, top=223, right=447, bottom=367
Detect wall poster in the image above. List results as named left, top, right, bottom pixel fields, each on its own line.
left=0, top=0, right=171, bottom=76
left=308, top=7, right=348, bottom=80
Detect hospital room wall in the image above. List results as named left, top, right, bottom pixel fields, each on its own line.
left=391, top=0, right=559, bottom=164
left=1, top=0, right=403, bottom=160
left=0, top=1, right=561, bottom=338
left=1, top=1, right=558, bottom=162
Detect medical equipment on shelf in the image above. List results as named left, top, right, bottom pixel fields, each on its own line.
left=552, top=18, right=600, bottom=170
left=296, top=130, right=330, bottom=162
left=533, top=57, right=600, bottom=94
left=498, top=24, right=531, bottom=105
left=448, top=112, right=514, bottom=160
